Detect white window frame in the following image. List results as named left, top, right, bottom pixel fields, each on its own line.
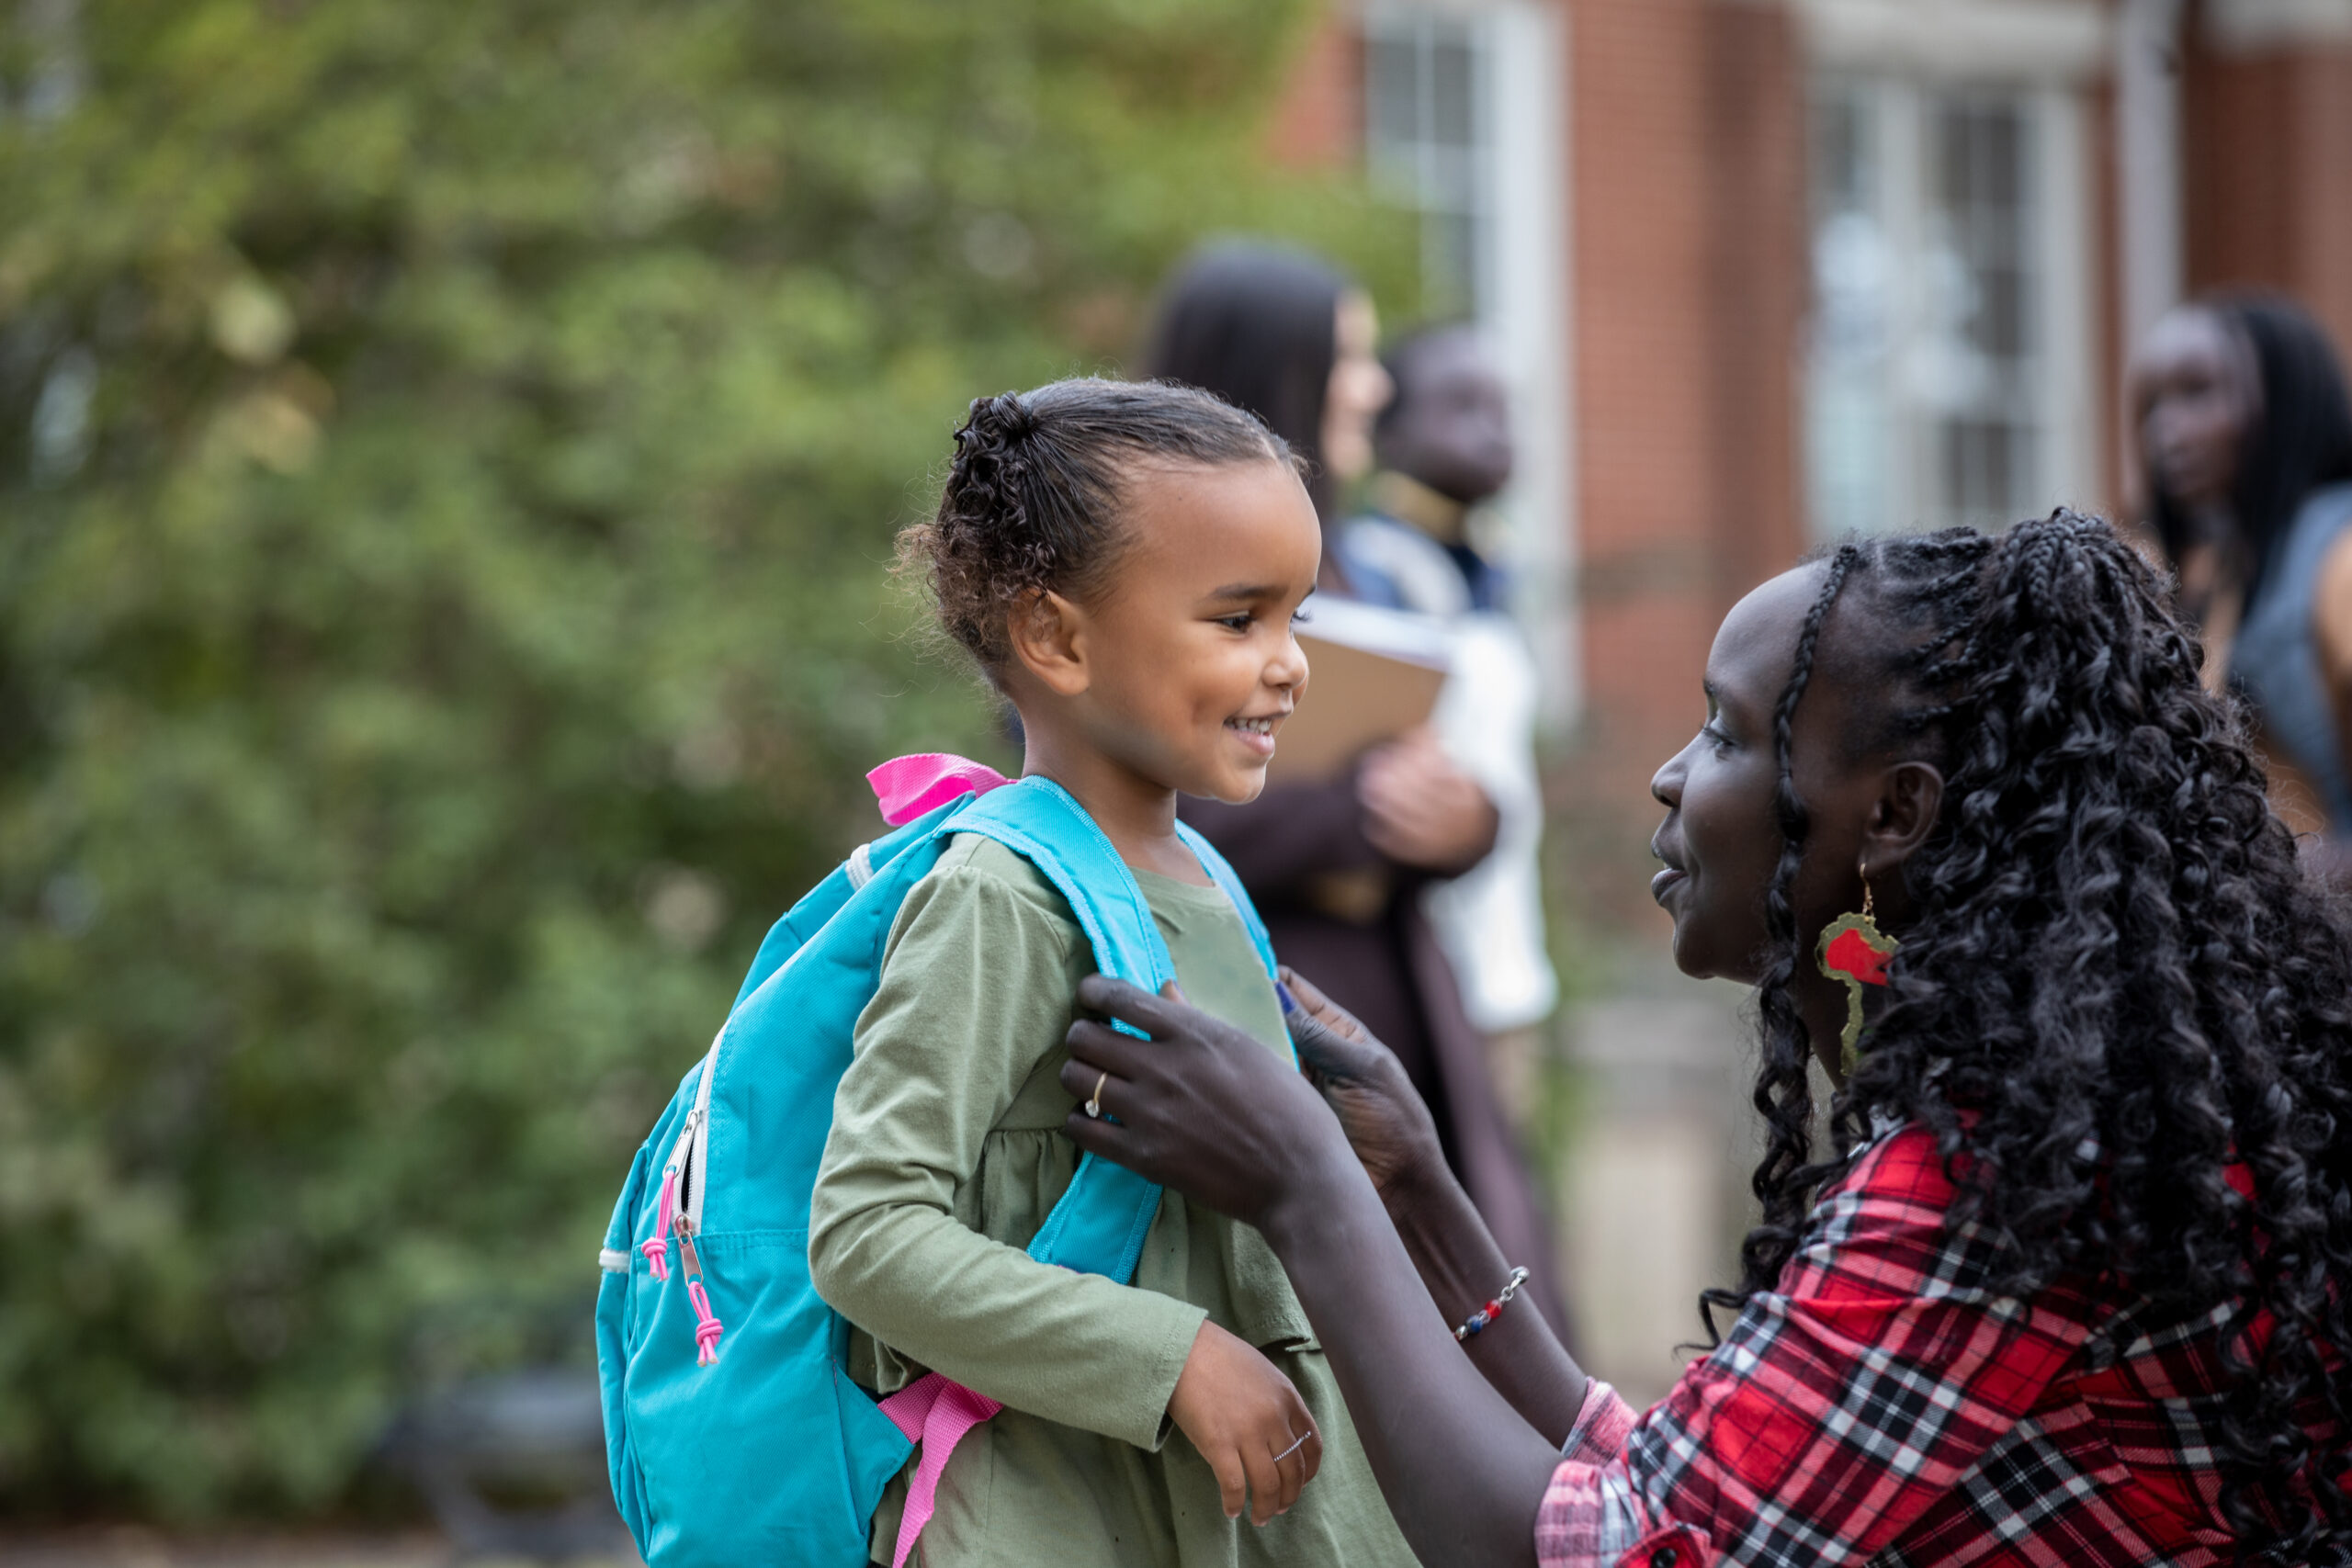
left=1797, top=0, right=2104, bottom=537
left=1358, top=0, right=1578, bottom=727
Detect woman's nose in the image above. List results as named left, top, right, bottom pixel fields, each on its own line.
left=1652, top=747, right=1686, bottom=809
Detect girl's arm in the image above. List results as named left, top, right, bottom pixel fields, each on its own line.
left=807, top=850, right=1207, bottom=1451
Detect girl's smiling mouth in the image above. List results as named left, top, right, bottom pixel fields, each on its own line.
left=1225, top=710, right=1288, bottom=757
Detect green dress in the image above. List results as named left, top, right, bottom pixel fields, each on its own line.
left=808, top=833, right=1417, bottom=1568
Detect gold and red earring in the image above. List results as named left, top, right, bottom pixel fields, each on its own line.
left=1816, top=861, right=1899, bottom=1071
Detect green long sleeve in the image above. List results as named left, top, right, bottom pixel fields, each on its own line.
left=808, top=835, right=1207, bottom=1451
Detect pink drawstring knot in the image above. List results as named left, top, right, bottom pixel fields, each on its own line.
left=687, top=1280, right=724, bottom=1366
left=641, top=1169, right=677, bottom=1280
left=865, top=753, right=1012, bottom=826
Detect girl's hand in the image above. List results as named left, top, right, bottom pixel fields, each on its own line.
left=1279, top=968, right=1449, bottom=1205
left=1166, top=1319, right=1322, bottom=1524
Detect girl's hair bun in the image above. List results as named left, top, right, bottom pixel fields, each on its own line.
left=965, top=391, right=1037, bottom=444
left=900, top=378, right=1294, bottom=670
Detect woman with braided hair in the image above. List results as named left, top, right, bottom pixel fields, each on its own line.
left=1052, top=511, right=2352, bottom=1566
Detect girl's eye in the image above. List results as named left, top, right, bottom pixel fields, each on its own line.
left=1702, top=722, right=1735, bottom=751
left=1215, top=613, right=1254, bottom=633
left=1291, top=606, right=1313, bottom=627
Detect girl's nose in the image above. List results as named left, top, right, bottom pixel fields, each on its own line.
left=1271, top=629, right=1310, bottom=692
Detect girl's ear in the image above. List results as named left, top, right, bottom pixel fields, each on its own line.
left=1006, top=589, right=1091, bottom=697
left=1863, top=759, right=1944, bottom=873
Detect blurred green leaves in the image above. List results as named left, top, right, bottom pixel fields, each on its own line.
left=0, top=0, right=1410, bottom=1517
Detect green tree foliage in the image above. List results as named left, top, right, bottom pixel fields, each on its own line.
left=0, top=0, right=1410, bottom=1517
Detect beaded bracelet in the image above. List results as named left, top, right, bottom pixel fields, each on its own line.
left=1453, top=1266, right=1532, bottom=1341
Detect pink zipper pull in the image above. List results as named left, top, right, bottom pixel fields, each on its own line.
left=640, top=1168, right=677, bottom=1280
left=675, top=1214, right=725, bottom=1366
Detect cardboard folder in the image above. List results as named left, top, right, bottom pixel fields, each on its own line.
left=1268, top=598, right=1453, bottom=784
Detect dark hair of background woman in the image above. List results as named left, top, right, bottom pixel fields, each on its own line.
left=2148, top=293, right=2352, bottom=597
left=1708, top=513, right=2352, bottom=1560
left=1141, top=242, right=1347, bottom=518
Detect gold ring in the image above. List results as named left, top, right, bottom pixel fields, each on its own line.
left=1084, top=1071, right=1108, bottom=1120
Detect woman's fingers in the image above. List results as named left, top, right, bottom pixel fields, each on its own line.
left=1074, top=973, right=1187, bottom=1036
left=1286, top=1006, right=1394, bottom=1088
left=1061, top=1017, right=1154, bottom=1077
left=1056, top=1051, right=1130, bottom=1115
left=1277, top=967, right=1370, bottom=1043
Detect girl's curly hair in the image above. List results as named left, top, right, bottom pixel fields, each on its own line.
left=1708, top=511, right=2352, bottom=1560
left=899, top=378, right=1292, bottom=670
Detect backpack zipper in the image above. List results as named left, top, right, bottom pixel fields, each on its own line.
left=665, top=1032, right=727, bottom=1364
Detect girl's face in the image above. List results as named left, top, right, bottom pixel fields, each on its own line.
left=1320, top=290, right=1394, bottom=488
left=1058, top=459, right=1321, bottom=805
left=1648, top=566, right=1879, bottom=984
left=2132, top=306, right=2260, bottom=519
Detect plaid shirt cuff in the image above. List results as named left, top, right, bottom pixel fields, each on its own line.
left=1561, top=1378, right=1638, bottom=1462
left=1540, top=1381, right=1713, bottom=1568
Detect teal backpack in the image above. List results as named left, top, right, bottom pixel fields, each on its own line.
left=594, top=757, right=1282, bottom=1568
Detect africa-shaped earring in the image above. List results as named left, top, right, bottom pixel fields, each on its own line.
left=1816, top=862, right=1899, bottom=1072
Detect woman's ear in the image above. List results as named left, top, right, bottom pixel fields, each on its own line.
left=1006, top=588, right=1091, bottom=697
left=1863, top=759, right=1944, bottom=872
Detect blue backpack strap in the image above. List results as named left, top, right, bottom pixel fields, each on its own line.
left=933, top=778, right=1181, bottom=1284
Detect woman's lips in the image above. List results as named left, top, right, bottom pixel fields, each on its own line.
left=1650, top=866, right=1687, bottom=905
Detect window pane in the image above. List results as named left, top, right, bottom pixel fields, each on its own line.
left=1927, top=91, right=2036, bottom=525
left=1360, top=12, right=1493, bottom=318
left=1431, top=37, right=1475, bottom=148
left=1367, top=35, right=1420, bottom=150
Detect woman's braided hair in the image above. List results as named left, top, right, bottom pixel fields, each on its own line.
left=1706, top=510, right=2352, bottom=1560
left=899, top=377, right=1293, bottom=669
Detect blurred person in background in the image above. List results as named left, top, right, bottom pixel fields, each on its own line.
left=1145, top=244, right=1564, bottom=1334
left=2132, top=295, right=2352, bottom=856
left=1338, top=322, right=1559, bottom=1149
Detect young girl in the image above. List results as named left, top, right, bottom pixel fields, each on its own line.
left=1057, top=513, right=2352, bottom=1565
left=806, top=378, right=1418, bottom=1566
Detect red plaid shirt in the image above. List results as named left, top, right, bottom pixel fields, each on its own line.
left=1536, top=1122, right=2345, bottom=1567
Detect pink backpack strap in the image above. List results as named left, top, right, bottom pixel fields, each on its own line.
left=874, top=1373, right=1003, bottom=1568
left=866, top=753, right=1014, bottom=826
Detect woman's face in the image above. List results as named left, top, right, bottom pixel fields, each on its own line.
left=1648, top=566, right=1876, bottom=984
left=1320, top=290, right=1394, bottom=487
left=2131, top=306, right=2261, bottom=520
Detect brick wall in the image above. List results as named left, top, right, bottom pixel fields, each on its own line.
left=2184, top=23, right=2352, bottom=357
left=1264, top=0, right=1810, bottom=926
left=1565, top=0, right=1806, bottom=918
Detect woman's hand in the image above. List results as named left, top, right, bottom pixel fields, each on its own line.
left=1166, top=1320, right=1322, bottom=1524
left=1063, top=976, right=1574, bottom=1568
left=1059, top=976, right=1350, bottom=1230
left=1277, top=968, right=1448, bottom=1205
